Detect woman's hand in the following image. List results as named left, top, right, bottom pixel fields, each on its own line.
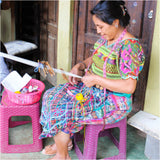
left=82, top=73, right=137, bottom=94
left=81, top=73, right=97, bottom=87
left=69, top=63, right=85, bottom=85
left=69, top=57, right=92, bottom=85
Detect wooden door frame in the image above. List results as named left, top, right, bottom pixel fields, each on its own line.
left=132, top=0, right=157, bottom=113
left=72, top=0, right=157, bottom=115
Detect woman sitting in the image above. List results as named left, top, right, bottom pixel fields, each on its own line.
left=39, top=1, right=145, bottom=159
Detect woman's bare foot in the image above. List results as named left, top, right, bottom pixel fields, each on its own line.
left=42, top=139, right=73, bottom=155
left=47, top=154, right=71, bottom=160
left=42, top=143, right=57, bottom=155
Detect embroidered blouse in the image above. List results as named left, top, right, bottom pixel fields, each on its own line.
left=91, top=38, right=145, bottom=80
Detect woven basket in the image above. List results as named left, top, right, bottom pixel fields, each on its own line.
left=5, top=79, right=45, bottom=105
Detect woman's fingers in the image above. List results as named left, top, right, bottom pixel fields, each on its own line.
left=69, top=75, right=78, bottom=85
left=69, top=75, right=73, bottom=84
left=81, top=73, right=96, bottom=87
left=69, top=70, right=84, bottom=85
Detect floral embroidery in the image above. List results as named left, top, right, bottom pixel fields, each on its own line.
left=92, top=38, right=145, bottom=80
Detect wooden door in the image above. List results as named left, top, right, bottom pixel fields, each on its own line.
left=72, top=0, right=157, bottom=115
left=15, top=1, right=40, bottom=46
left=40, top=1, right=58, bottom=85
left=13, top=1, right=40, bottom=78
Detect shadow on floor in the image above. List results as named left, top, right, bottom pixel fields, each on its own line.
left=0, top=122, right=148, bottom=160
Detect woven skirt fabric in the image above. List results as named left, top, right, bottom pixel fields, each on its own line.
left=39, top=82, right=132, bottom=139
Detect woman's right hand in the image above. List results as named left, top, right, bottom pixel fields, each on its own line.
left=69, top=63, right=85, bottom=85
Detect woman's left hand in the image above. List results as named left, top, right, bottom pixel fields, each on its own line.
left=81, top=73, right=97, bottom=87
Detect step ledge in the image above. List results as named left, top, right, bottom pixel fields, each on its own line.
left=128, top=110, right=160, bottom=140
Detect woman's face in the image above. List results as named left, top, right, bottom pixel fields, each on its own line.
left=92, top=15, right=118, bottom=41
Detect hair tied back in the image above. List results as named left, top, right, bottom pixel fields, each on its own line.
left=120, top=5, right=126, bottom=16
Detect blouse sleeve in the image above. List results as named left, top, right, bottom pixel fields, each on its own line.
left=118, top=40, right=145, bottom=80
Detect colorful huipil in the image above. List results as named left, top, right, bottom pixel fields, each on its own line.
left=39, top=38, right=145, bottom=139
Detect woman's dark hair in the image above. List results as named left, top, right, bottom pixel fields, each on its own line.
left=90, top=0, right=130, bottom=27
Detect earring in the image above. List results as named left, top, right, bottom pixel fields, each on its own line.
left=115, top=24, right=118, bottom=28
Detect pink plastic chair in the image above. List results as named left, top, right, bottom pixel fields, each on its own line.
left=0, top=91, right=42, bottom=153
left=74, top=118, right=127, bottom=159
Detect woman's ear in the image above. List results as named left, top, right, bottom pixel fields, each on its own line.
left=112, top=19, right=120, bottom=28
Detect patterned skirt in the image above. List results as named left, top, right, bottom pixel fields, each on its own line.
left=39, top=82, right=132, bottom=139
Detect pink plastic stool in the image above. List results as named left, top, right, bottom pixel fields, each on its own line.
left=0, top=91, right=42, bottom=153
left=74, top=118, right=127, bottom=159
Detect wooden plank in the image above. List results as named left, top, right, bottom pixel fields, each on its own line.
left=72, top=1, right=79, bottom=67
left=76, top=1, right=87, bottom=63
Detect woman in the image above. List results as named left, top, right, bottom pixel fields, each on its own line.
left=40, top=1, right=145, bottom=159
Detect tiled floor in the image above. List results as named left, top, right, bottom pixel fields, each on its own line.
left=0, top=77, right=149, bottom=160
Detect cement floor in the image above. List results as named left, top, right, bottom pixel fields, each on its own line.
left=0, top=121, right=148, bottom=160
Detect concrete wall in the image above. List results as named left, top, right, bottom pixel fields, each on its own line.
left=57, top=0, right=74, bottom=84
left=0, top=9, right=12, bottom=43
left=144, top=1, right=160, bottom=117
